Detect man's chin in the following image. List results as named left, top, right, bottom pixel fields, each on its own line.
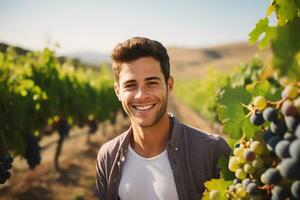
left=131, top=118, right=154, bottom=128
left=131, top=114, right=166, bottom=128
left=128, top=107, right=167, bottom=127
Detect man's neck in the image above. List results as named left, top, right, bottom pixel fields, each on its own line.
left=130, top=113, right=171, bottom=158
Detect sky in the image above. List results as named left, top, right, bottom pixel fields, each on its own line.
left=0, top=0, right=272, bottom=55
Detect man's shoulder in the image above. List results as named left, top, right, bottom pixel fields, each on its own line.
left=97, top=129, right=131, bottom=160
left=171, top=114, right=224, bottom=143
left=180, top=123, right=226, bottom=144
left=179, top=122, right=231, bottom=157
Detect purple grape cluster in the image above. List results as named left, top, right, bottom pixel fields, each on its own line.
left=88, top=119, right=98, bottom=134
left=248, top=85, right=300, bottom=199
left=56, top=119, right=70, bottom=137
left=24, top=134, right=41, bottom=169
left=0, top=153, right=13, bottom=184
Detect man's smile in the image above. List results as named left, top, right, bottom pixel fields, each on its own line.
left=132, top=103, right=157, bottom=112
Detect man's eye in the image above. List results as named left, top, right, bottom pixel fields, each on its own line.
left=125, top=84, right=136, bottom=89
left=148, top=82, right=158, bottom=86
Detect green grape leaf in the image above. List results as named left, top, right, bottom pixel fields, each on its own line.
left=227, top=138, right=239, bottom=149
left=246, top=80, right=270, bottom=97
left=249, top=17, right=276, bottom=49
left=202, top=179, right=231, bottom=200
left=259, top=26, right=276, bottom=49
left=249, top=18, right=269, bottom=44
left=276, top=0, right=298, bottom=25
left=272, top=17, right=300, bottom=80
left=218, top=156, right=235, bottom=181
left=266, top=2, right=275, bottom=16
left=217, top=85, right=254, bottom=139
left=241, top=117, right=257, bottom=139
left=202, top=190, right=210, bottom=200
left=246, top=80, right=281, bottom=101
left=221, top=117, right=242, bottom=139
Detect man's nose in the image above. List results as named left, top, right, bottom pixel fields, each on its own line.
left=135, top=86, right=149, bottom=99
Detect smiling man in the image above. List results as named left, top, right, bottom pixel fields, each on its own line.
left=96, top=37, right=231, bottom=200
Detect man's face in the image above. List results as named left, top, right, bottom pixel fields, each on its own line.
left=114, top=56, right=173, bottom=127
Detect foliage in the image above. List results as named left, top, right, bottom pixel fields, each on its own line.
left=203, top=1, right=300, bottom=199
left=0, top=48, right=121, bottom=160
left=174, top=67, right=227, bottom=121
left=202, top=179, right=232, bottom=200
left=249, top=0, right=300, bottom=79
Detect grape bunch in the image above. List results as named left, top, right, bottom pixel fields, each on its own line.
left=88, top=118, right=98, bottom=134
left=226, top=139, right=268, bottom=199
left=0, top=153, right=14, bottom=184
left=24, top=134, right=41, bottom=169
left=56, top=119, right=70, bottom=137
left=252, top=85, right=300, bottom=199
left=223, top=84, right=300, bottom=200
left=207, top=84, right=300, bottom=200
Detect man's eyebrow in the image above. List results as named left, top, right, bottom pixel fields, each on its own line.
left=123, top=80, right=136, bottom=85
left=145, top=76, right=161, bottom=81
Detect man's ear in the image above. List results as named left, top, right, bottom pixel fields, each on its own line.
left=114, top=82, right=122, bottom=101
left=167, top=76, right=174, bottom=95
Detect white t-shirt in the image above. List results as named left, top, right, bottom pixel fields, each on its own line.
left=118, top=144, right=179, bottom=200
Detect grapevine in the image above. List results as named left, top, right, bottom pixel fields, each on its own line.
left=0, top=46, right=122, bottom=182
left=203, top=1, right=300, bottom=199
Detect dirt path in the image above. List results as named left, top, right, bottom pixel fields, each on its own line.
left=0, top=113, right=131, bottom=200
left=168, top=95, right=222, bottom=135
left=0, top=96, right=223, bottom=200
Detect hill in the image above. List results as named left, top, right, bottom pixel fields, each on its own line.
left=63, top=51, right=110, bottom=65
left=1, top=41, right=271, bottom=78
left=167, top=42, right=271, bottom=79
left=0, top=43, right=107, bottom=68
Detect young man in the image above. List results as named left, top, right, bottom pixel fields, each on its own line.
left=96, top=37, right=231, bottom=200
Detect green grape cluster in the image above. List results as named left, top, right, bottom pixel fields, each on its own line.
left=226, top=139, right=267, bottom=199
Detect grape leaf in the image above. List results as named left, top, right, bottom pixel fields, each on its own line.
left=202, top=179, right=231, bottom=200
left=272, top=17, right=300, bottom=80
left=218, top=156, right=235, bottom=181
left=241, top=117, right=257, bottom=139
left=266, top=1, right=275, bottom=16
left=276, top=0, right=298, bottom=25
left=246, top=80, right=281, bottom=101
left=249, top=18, right=269, bottom=44
left=259, top=26, right=276, bottom=49
left=204, top=179, right=232, bottom=192
left=227, top=138, right=238, bottom=149
left=248, top=17, right=276, bottom=49
left=217, top=85, right=255, bottom=139
left=246, top=80, right=270, bottom=97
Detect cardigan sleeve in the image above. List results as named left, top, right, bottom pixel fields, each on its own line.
left=96, top=146, right=108, bottom=200
left=213, top=136, right=232, bottom=178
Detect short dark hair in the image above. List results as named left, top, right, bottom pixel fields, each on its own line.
left=111, top=37, right=170, bottom=83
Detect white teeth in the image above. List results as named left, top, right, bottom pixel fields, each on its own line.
left=134, top=104, right=155, bottom=111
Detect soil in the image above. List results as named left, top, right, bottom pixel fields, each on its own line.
left=0, top=96, right=223, bottom=200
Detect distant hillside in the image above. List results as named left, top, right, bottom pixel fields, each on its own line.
left=1, top=41, right=271, bottom=79
left=0, top=42, right=80, bottom=66
left=0, top=42, right=106, bottom=68
left=167, top=42, right=271, bottom=79
left=64, top=51, right=110, bottom=65
left=0, top=42, right=29, bottom=55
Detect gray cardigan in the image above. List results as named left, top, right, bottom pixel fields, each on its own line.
left=96, top=113, right=231, bottom=200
